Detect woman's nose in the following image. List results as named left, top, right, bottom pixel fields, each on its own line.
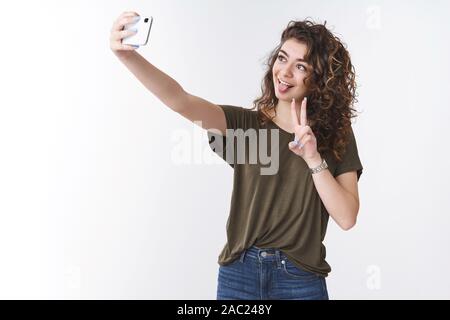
left=280, top=72, right=293, bottom=80
left=280, top=68, right=293, bottom=78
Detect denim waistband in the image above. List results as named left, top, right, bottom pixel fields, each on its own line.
left=238, top=245, right=288, bottom=266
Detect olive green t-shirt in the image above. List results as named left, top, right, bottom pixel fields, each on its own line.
left=207, top=104, right=363, bottom=277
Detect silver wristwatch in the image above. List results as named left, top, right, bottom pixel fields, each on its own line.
left=309, top=158, right=328, bottom=174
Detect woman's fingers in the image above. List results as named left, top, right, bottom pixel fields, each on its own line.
left=289, top=125, right=313, bottom=152
left=288, top=133, right=312, bottom=152
left=114, top=44, right=140, bottom=51
left=291, top=97, right=311, bottom=146
left=293, top=125, right=311, bottom=142
left=288, top=140, right=300, bottom=150
left=123, top=11, right=139, bottom=16
left=110, top=12, right=141, bottom=53
left=112, top=28, right=138, bottom=41
left=112, top=14, right=140, bottom=32
left=288, top=97, right=315, bottom=157
left=291, top=98, right=300, bottom=127
left=300, top=97, right=308, bottom=126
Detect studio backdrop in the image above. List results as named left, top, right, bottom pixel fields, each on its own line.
left=0, top=0, right=449, bottom=299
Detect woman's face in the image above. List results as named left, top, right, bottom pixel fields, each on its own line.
left=272, top=38, right=311, bottom=101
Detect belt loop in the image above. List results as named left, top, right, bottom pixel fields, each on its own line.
left=275, top=250, right=282, bottom=268
left=239, top=249, right=246, bottom=263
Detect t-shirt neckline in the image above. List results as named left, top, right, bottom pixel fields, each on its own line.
left=267, top=118, right=296, bottom=137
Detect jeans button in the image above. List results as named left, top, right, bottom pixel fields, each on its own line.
left=261, top=251, right=267, bottom=257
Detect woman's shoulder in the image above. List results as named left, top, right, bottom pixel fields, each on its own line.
left=219, top=104, right=258, bottom=114
left=218, top=104, right=260, bottom=130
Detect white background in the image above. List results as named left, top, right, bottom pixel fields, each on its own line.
left=0, top=0, right=449, bottom=299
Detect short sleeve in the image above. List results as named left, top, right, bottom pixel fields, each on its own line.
left=206, top=105, right=256, bottom=168
left=333, top=127, right=363, bottom=181
left=217, top=104, right=255, bottom=130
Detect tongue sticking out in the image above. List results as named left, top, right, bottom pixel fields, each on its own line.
left=278, top=81, right=292, bottom=93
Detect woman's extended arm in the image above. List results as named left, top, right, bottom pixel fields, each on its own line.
left=110, top=11, right=226, bottom=134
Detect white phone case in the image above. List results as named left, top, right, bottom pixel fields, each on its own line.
left=122, top=16, right=153, bottom=46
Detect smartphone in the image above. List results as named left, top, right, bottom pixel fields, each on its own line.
left=122, top=16, right=153, bottom=46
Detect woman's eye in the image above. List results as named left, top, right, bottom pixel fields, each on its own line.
left=278, top=55, right=306, bottom=71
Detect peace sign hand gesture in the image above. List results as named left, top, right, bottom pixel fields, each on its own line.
left=288, top=97, right=321, bottom=166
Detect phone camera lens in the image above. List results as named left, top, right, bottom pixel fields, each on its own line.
left=144, top=18, right=149, bottom=23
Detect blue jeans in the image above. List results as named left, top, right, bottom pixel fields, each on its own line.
left=217, top=246, right=329, bottom=300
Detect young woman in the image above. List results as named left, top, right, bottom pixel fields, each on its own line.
left=110, top=12, right=363, bottom=300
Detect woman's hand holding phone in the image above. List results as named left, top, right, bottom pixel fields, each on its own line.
left=109, top=11, right=142, bottom=58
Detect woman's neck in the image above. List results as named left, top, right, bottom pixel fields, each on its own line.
left=266, top=100, right=297, bottom=134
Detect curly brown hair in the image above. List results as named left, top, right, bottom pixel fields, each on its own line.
left=252, top=19, right=359, bottom=162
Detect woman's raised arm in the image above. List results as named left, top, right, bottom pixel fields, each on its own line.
left=110, top=11, right=226, bottom=135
